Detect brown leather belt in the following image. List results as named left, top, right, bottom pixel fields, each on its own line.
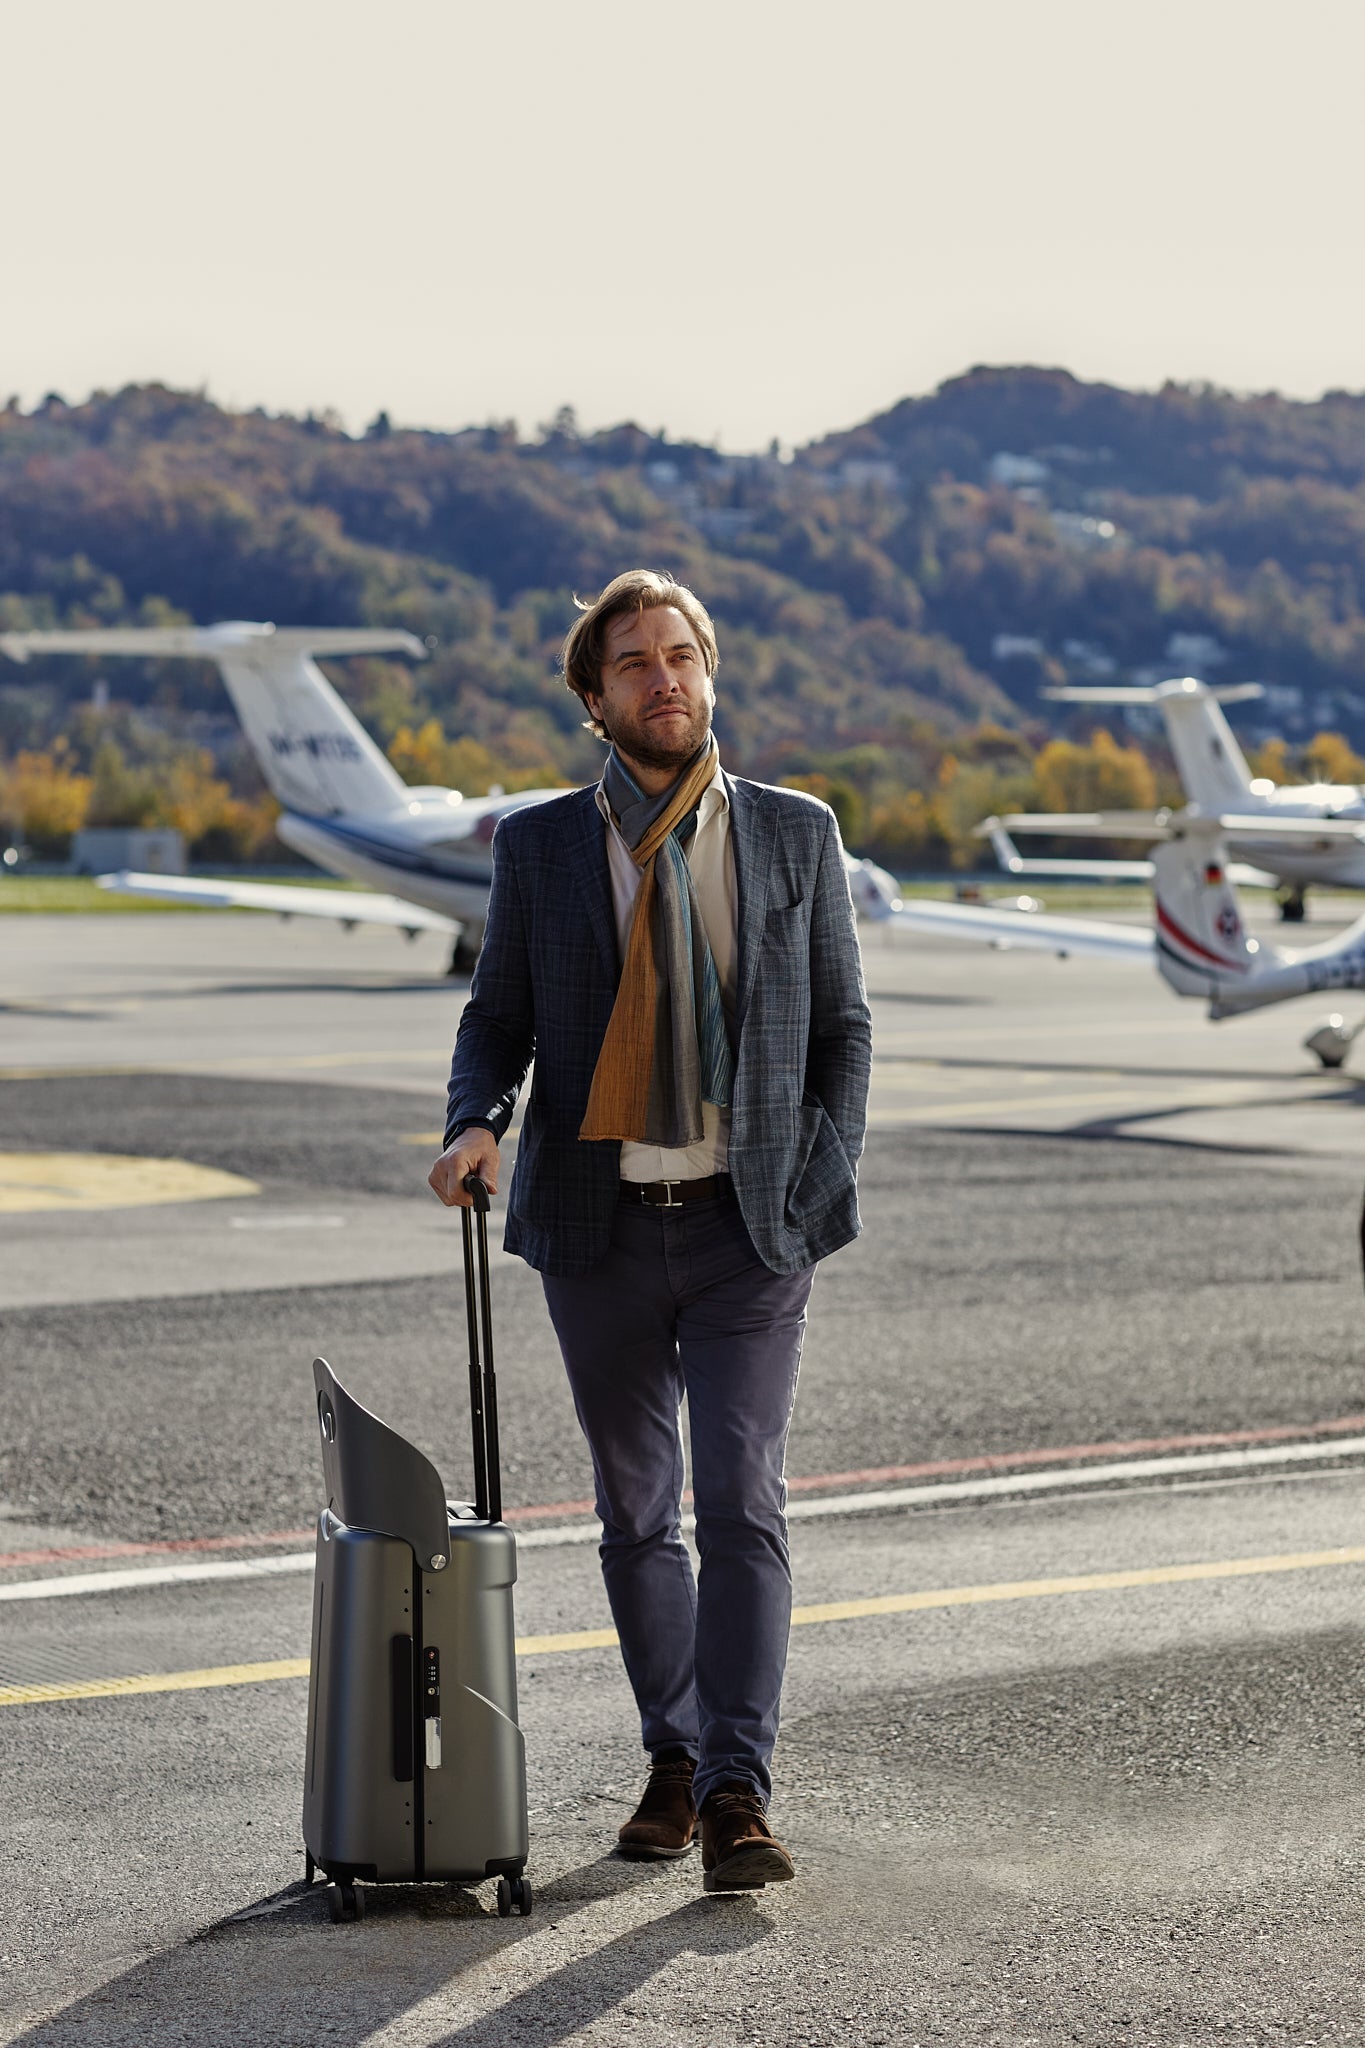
left=622, top=1174, right=732, bottom=1208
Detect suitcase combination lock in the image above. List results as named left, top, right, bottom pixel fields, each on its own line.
left=423, top=1646, right=442, bottom=1769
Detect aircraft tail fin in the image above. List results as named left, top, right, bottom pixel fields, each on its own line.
left=0, top=623, right=421, bottom=817
left=843, top=855, right=903, bottom=919
left=1152, top=826, right=1263, bottom=998
left=1045, top=676, right=1259, bottom=811
left=983, top=819, right=1025, bottom=874
left=1152, top=678, right=1257, bottom=811
left=215, top=648, right=410, bottom=816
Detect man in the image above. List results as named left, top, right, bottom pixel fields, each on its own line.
left=429, top=569, right=871, bottom=1892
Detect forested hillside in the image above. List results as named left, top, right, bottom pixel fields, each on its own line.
left=3, top=369, right=1365, bottom=866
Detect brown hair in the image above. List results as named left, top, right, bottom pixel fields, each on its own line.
left=560, top=569, right=719, bottom=740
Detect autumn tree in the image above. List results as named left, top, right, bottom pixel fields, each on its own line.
left=387, top=720, right=564, bottom=795
left=0, top=744, right=92, bottom=855
left=1301, top=731, right=1365, bottom=784
left=1033, top=729, right=1156, bottom=813
left=863, top=788, right=951, bottom=870
left=779, top=772, right=865, bottom=846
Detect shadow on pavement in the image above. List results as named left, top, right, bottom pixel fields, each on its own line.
left=7, top=1853, right=769, bottom=2048
left=425, top=1891, right=768, bottom=2048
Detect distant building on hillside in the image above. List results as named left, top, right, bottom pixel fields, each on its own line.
left=838, top=458, right=899, bottom=490
left=1165, top=632, right=1227, bottom=675
left=1051, top=512, right=1118, bottom=551
left=71, top=828, right=185, bottom=876
left=694, top=507, right=756, bottom=543
left=988, top=451, right=1050, bottom=489
left=1062, top=639, right=1118, bottom=678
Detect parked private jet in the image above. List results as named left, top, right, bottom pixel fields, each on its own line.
left=0, top=623, right=568, bottom=971
left=0, top=619, right=948, bottom=974
left=847, top=807, right=1365, bottom=1069
left=989, top=675, right=1365, bottom=917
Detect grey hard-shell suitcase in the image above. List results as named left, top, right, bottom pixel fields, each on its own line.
left=302, top=1178, right=531, bottom=1920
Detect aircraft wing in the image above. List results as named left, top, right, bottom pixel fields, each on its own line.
left=990, top=853, right=1158, bottom=881
left=988, top=811, right=1175, bottom=841
left=981, top=820, right=1152, bottom=881
left=883, top=897, right=1153, bottom=961
left=0, top=625, right=426, bottom=662
left=994, top=809, right=1365, bottom=846
left=96, top=871, right=457, bottom=933
left=1044, top=681, right=1266, bottom=706
left=981, top=822, right=1276, bottom=889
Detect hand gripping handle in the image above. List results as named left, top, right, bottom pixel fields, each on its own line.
left=459, top=1174, right=502, bottom=1524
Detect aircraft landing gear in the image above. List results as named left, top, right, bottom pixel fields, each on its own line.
left=1278, top=886, right=1308, bottom=924
left=1303, top=1014, right=1363, bottom=1070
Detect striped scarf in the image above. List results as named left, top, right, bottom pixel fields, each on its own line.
left=579, top=737, right=735, bottom=1147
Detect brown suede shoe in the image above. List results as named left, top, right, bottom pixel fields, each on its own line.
left=700, top=1782, right=796, bottom=1891
left=616, top=1757, right=697, bottom=1860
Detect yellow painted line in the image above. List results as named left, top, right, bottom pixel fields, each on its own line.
left=401, top=1132, right=446, bottom=1146
left=5, top=1546, right=1364, bottom=1709
left=0, top=1153, right=260, bottom=1214
left=787, top=1546, right=1365, bottom=1622
left=0, top=1051, right=453, bottom=1082
left=0, top=1659, right=310, bottom=1706
left=516, top=1627, right=619, bottom=1656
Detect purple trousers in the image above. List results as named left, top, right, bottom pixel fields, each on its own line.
left=541, top=1187, right=816, bottom=1809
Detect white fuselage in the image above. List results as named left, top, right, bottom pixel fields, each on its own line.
left=277, top=785, right=558, bottom=926
left=1226, top=784, right=1365, bottom=887
left=1209, top=924, right=1365, bottom=1016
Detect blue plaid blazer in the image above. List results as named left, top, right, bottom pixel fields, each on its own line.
left=444, top=773, right=873, bottom=1276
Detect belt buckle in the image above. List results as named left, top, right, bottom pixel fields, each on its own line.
left=658, top=1181, right=682, bottom=1209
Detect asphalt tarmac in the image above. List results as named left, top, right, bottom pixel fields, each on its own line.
left=4, top=910, right=1365, bottom=2046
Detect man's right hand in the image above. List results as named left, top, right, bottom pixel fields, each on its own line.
left=428, top=1127, right=501, bottom=1207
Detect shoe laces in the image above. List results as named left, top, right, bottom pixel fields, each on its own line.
left=707, top=1783, right=763, bottom=1819
left=649, top=1757, right=696, bottom=1784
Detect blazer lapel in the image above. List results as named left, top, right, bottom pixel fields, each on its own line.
left=727, top=774, right=776, bottom=1027
left=561, top=785, right=620, bottom=981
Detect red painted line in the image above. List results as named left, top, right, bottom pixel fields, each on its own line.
left=6, top=1414, right=1365, bottom=1572
left=0, top=1528, right=312, bottom=1572
left=780, top=1414, right=1365, bottom=1492
left=1156, top=901, right=1247, bottom=974
left=507, top=1498, right=597, bottom=1522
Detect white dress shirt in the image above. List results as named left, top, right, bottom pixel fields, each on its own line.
left=594, top=751, right=737, bottom=1181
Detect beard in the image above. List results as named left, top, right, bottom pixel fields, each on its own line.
left=600, top=698, right=713, bottom=775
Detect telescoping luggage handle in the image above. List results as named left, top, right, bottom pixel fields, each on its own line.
left=460, top=1174, right=502, bottom=1526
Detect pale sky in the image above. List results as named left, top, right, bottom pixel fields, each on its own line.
left=5, top=0, right=1365, bottom=450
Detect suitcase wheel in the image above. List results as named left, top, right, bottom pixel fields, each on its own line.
left=497, top=1876, right=532, bottom=1918
left=327, top=1881, right=364, bottom=1923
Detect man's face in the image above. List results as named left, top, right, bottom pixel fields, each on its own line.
left=585, top=605, right=715, bottom=775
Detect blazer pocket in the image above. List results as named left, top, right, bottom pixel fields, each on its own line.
left=764, top=895, right=808, bottom=941
left=784, top=1102, right=853, bottom=1227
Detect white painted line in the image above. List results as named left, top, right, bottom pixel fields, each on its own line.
left=0, top=1551, right=318, bottom=1601
left=229, top=1214, right=346, bottom=1230
left=781, top=1433, right=1365, bottom=1518
left=6, top=1434, right=1365, bottom=1602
